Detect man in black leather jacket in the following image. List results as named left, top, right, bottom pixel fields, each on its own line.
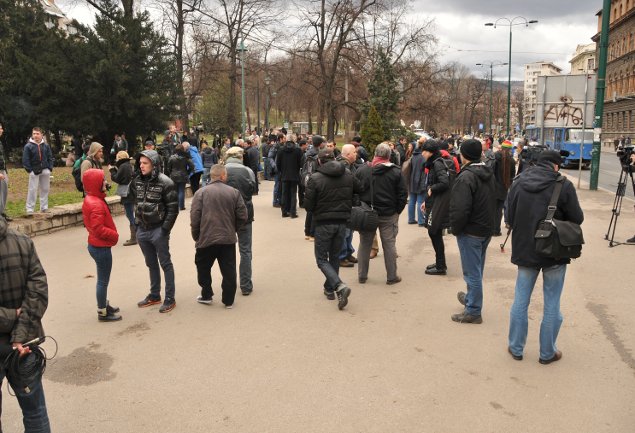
left=130, top=150, right=179, bottom=313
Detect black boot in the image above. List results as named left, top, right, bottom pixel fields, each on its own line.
left=98, top=307, right=122, bottom=322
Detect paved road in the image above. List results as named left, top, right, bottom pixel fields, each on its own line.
left=2, top=180, right=635, bottom=432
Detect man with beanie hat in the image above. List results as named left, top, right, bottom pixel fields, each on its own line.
left=505, top=149, right=583, bottom=363
left=449, top=139, right=496, bottom=324
left=304, top=148, right=360, bottom=310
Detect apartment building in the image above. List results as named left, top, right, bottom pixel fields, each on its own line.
left=523, top=62, right=563, bottom=127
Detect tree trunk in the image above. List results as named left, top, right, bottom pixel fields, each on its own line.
left=176, top=0, right=189, bottom=131
left=228, top=52, right=238, bottom=136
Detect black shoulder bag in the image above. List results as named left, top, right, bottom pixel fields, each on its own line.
left=534, top=175, right=584, bottom=259
left=349, top=171, right=379, bottom=232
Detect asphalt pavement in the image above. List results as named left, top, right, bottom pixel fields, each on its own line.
left=1, top=178, right=634, bottom=432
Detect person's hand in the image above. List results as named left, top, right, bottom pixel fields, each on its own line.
left=12, top=342, right=31, bottom=357
left=427, top=188, right=432, bottom=197
left=0, top=173, right=5, bottom=180
left=420, top=202, right=426, bottom=212
left=630, top=153, right=635, bottom=164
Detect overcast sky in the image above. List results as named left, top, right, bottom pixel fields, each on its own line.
left=59, top=0, right=601, bottom=81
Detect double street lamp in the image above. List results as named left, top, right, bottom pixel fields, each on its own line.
left=485, top=17, right=538, bottom=136
left=476, top=61, right=508, bottom=134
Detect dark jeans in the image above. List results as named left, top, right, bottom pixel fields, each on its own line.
left=176, top=182, right=186, bottom=210
left=338, top=228, right=355, bottom=260
left=314, top=223, right=346, bottom=292
left=1, top=367, right=51, bottom=433
left=190, top=172, right=202, bottom=195
left=123, top=201, right=135, bottom=226
left=298, top=183, right=305, bottom=207
left=281, top=181, right=298, bottom=215
left=195, top=244, right=237, bottom=306
left=304, top=211, right=315, bottom=237
left=137, top=226, right=175, bottom=300
left=87, top=245, right=112, bottom=309
left=238, top=223, right=253, bottom=293
left=263, top=158, right=272, bottom=180
left=273, top=173, right=281, bottom=205
left=428, top=228, right=446, bottom=268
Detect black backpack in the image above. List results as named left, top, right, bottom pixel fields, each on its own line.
left=300, top=154, right=318, bottom=187
left=72, top=156, right=87, bottom=192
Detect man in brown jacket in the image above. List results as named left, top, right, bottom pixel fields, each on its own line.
left=191, top=165, right=248, bottom=308
left=0, top=216, right=50, bottom=431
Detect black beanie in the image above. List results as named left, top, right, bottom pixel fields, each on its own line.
left=537, top=149, right=563, bottom=166
left=312, top=135, right=325, bottom=146
left=460, top=139, right=483, bottom=162
left=422, top=140, right=439, bottom=153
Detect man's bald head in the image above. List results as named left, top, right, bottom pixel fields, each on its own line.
left=341, top=144, right=357, bottom=164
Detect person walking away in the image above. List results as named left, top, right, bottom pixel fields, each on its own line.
left=22, top=127, right=54, bottom=216
left=304, top=148, right=359, bottom=310
left=0, top=215, right=51, bottom=432
left=201, top=142, right=217, bottom=186
left=492, top=140, right=516, bottom=236
left=109, top=151, right=137, bottom=245
left=449, top=139, right=496, bottom=324
left=191, top=165, right=248, bottom=308
left=407, top=138, right=426, bottom=225
left=505, top=150, right=583, bottom=364
left=355, top=143, right=408, bottom=285
left=168, top=143, right=194, bottom=211
left=224, top=147, right=256, bottom=296
left=422, top=140, right=455, bottom=275
left=184, top=142, right=204, bottom=195
left=130, top=150, right=179, bottom=313
left=276, top=133, right=302, bottom=218
left=245, top=139, right=260, bottom=195
left=82, top=169, right=122, bottom=322
left=337, top=144, right=361, bottom=267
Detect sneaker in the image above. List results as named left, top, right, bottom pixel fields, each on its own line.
left=137, top=295, right=161, bottom=308
left=98, top=309, right=122, bottom=322
left=225, top=304, right=233, bottom=309
left=451, top=311, right=483, bottom=324
left=336, top=284, right=351, bottom=310
left=539, top=350, right=563, bottom=365
left=290, top=214, right=298, bottom=219
left=425, top=263, right=437, bottom=270
left=241, top=291, right=252, bottom=296
left=386, top=276, right=402, bottom=285
left=457, top=291, right=466, bottom=306
left=339, top=259, right=354, bottom=268
left=159, top=298, right=176, bottom=313
left=106, top=302, right=120, bottom=314
left=346, top=255, right=358, bottom=264
left=196, top=295, right=212, bottom=305
left=425, top=266, right=447, bottom=276
left=323, top=289, right=335, bottom=300
left=626, top=236, right=635, bottom=244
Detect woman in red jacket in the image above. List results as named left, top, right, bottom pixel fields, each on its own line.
left=82, top=168, right=122, bottom=321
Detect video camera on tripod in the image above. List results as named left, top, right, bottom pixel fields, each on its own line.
left=520, top=142, right=570, bottom=167
left=616, top=144, right=634, bottom=171
left=605, top=144, right=635, bottom=246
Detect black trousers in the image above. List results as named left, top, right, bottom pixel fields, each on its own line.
left=281, top=181, right=298, bottom=215
left=428, top=228, right=446, bottom=268
left=190, top=172, right=202, bottom=194
left=195, top=244, right=237, bottom=306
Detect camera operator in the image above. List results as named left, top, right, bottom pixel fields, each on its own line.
left=627, top=152, right=635, bottom=244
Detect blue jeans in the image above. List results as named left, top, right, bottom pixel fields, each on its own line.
left=123, top=201, right=135, bottom=226
left=508, top=264, right=567, bottom=360
left=2, top=364, right=51, bottom=432
left=238, top=223, right=253, bottom=293
left=273, top=173, right=281, bottom=205
left=176, top=182, right=186, bottom=210
left=408, top=192, right=425, bottom=224
left=137, top=226, right=175, bottom=300
left=338, top=228, right=355, bottom=260
left=87, top=245, right=112, bottom=309
left=456, top=234, right=491, bottom=316
left=202, top=168, right=211, bottom=186
left=314, top=223, right=346, bottom=292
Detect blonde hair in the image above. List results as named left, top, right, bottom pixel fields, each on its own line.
left=116, top=151, right=130, bottom=161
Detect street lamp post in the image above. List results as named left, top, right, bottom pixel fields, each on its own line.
left=485, top=17, right=538, bottom=137
left=264, top=75, right=271, bottom=133
left=238, top=38, right=247, bottom=135
left=476, top=61, right=508, bottom=135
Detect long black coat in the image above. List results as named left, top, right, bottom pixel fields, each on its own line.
left=276, top=142, right=302, bottom=182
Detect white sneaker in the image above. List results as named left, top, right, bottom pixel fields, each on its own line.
left=196, top=295, right=212, bottom=305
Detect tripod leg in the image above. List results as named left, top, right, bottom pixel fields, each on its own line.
left=606, top=169, right=628, bottom=246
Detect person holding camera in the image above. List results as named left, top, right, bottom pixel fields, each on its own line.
left=628, top=153, right=635, bottom=244
left=505, top=150, right=584, bottom=364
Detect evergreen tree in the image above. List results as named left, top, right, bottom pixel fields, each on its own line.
left=360, top=48, right=400, bottom=140
left=360, top=104, right=384, bottom=157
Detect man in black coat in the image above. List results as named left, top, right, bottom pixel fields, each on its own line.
left=275, top=133, right=302, bottom=218
left=355, top=143, right=408, bottom=285
left=505, top=150, right=583, bottom=364
left=304, top=148, right=360, bottom=310
left=449, top=139, right=496, bottom=324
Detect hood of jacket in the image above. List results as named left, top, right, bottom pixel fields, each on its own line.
left=83, top=168, right=106, bottom=198
left=226, top=156, right=243, bottom=165
left=462, top=161, right=493, bottom=182
left=305, top=146, right=319, bottom=159
left=516, top=162, right=559, bottom=193
left=136, top=150, right=162, bottom=179
left=88, top=142, right=103, bottom=158
left=202, top=147, right=213, bottom=155
left=371, top=162, right=398, bottom=175
left=283, top=142, right=297, bottom=152
left=317, top=160, right=345, bottom=177
left=412, top=146, right=423, bottom=156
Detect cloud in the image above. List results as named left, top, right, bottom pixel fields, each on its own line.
left=414, top=0, right=599, bottom=20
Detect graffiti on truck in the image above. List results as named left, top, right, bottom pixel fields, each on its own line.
left=543, top=96, right=584, bottom=126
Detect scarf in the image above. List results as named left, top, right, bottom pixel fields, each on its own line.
left=370, top=156, right=389, bottom=167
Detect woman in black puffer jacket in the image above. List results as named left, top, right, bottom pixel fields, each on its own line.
left=167, top=143, right=193, bottom=211
left=109, top=151, right=137, bottom=245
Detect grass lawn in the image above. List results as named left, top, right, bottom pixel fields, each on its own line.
left=4, top=166, right=115, bottom=218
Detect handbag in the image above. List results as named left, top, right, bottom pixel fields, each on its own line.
left=116, top=183, right=130, bottom=198
left=349, top=173, right=379, bottom=232
left=534, top=175, right=584, bottom=259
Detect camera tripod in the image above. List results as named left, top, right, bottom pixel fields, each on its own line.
left=605, top=166, right=635, bottom=247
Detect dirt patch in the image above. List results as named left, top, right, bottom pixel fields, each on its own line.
left=46, top=343, right=115, bottom=386
left=117, top=321, right=151, bottom=337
